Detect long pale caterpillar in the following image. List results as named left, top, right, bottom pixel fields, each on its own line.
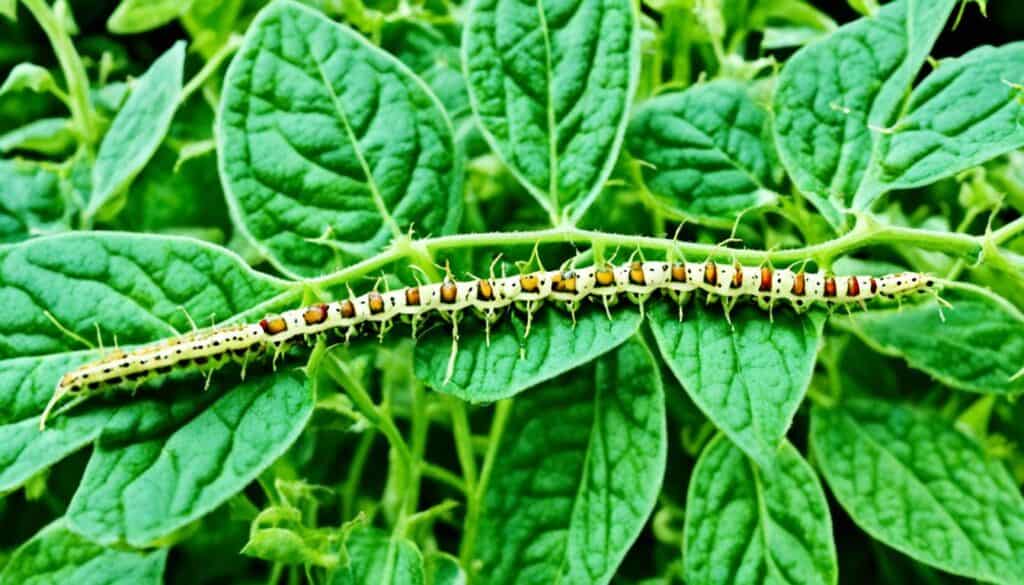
left=40, top=260, right=940, bottom=429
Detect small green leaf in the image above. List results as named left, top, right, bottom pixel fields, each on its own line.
left=473, top=337, right=666, bottom=584
left=242, top=505, right=339, bottom=567
left=627, top=80, right=780, bottom=225
left=0, top=520, right=167, bottom=585
left=88, top=41, right=186, bottom=220
left=413, top=306, right=642, bottom=401
left=684, top=435, right=837, bottom=585
left=424, top=552, right=466, bottom=585
left=219, top=0, right=462, bottom=277
left=649, top=301, right=824, bottom=465
left=0, top=0, right=15, bottom=21
left=331, top=527, right=425, bottom=585
left=108, top=0, right=190, bottom=34
left=856, top=43, right=1024, bottom=204
left=849, top=284, right=1024, bottom=394
left=811, top=400, right=1024, bottom=584
left=0, top=117, right=75, bottom=155
left=773, top=0, right=957, bottom=227
left=0, top=63, right=58, bottom=97
left=67, top=371, right=314, bottom=546
left=463, top=0, right=638, bottom=222
left=0, top=160, right=68, bottom=243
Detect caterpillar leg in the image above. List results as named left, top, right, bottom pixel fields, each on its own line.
left=443, top=314, right=460, bottom=385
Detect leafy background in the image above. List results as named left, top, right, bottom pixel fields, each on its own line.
left=1, top=0, right=1024, bottom=584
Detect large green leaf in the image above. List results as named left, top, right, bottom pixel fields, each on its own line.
left=856, top=42, right=1024, bottom=204
left=88, top=41, right=185, bottom=220
left=67, top=371, right=313, bottom=546
left=0, top=233, right=292, bottom=489
left=219, top=0, right=462, bottom=277
left=0, top=520, right=167, bottom=585
left=684, top=435, right=836, bottom=585
left=331, top=527, right=425, bottom=585
left=773, top=0, right=956, bottom=227
left=849, top=284, right=1024, bottom=394
left=649, top=301, right=824, bottom=466
left=413, top=305, right=642, bottom=401
left=811, top=400, right=1024, bottom=584
left=473, top=337, right=666, bottom=584
left=0, top=159, right=67, bottom=243
left=463, top=0, right=638, bottom=222
left=627, top=80, right=780, bottom=225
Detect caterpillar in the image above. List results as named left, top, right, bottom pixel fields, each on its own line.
left=39, top=260, right=941, bottom=429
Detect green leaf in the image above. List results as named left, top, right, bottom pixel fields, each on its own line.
left=413, top=305, right=642, bottom=401
left=108, top=0, right=191, bottom=34
left=0, top=117, right=75, bottom=155
left=649, top=301, right=824, bottom=466
left=242, top=503, right=340, bottom=567
left=773, top=0, right=957, bottom=227
left=67, top=370, right=314, bottom=546
left=463, top=0, right=638, bottom=222
left=684, top=435, right=837, bottom=585
left=425, top=552, right=466, bottom=585
left=0, top=520, right=167, bottom=585
left=856, top=43, right=1024, bottom=203
left=627, top=80, right=780, bottom=225
left=810, top=400, right=1024, bottom=584
left=219, top=0, right=462, bottom=277
left=0, top=0, right=15, bottom=22
left=88, top=41, right=186, bottom=220
left=849, top=284, right=1024, bottom=394
left=473, top=337, right=666, bottom=584
left=331, top=527, right=425, bottom=585
left=0, top=160, right=68, bottom=243
left=0, top=63, right=57, bottom=97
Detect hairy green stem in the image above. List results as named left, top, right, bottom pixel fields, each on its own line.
left=21, top=0, right=97, bottom=143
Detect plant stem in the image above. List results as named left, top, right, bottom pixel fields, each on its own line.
left=180, top=33, right=242, bottom=104
left=447, top=395, right=478, bottom=493
left=460, top=399, right=512, bottom=572
left=321, top=354, right=414, bottom=521
left=21, top=0, right=97, bottom=144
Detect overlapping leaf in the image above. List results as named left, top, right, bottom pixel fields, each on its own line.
left=773, top=0, right=957, bottom=227
left=850, top=284, right=1024, bottom=394
left=463, top=0, right=637, bottom=222
left=628, top=80, right=780, bottom=225
left=219, top=0, right=462, bottom=277
left=649, top=301, right=824, bottom=465
left=473, top=338, right=665, bottom=584
left=0, top=520, right=167, bottom=585
left=685, top=435, right=836, bottom=585
left=811, top=400, right=1024, bottom=584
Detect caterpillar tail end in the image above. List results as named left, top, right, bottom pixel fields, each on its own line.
left=39, top=384, right=67, bottom=431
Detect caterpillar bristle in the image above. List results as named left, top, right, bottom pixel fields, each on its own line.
left=39, top=260, right=940, bottom=429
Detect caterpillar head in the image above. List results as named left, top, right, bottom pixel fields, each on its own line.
left=877, top=272, right=935, bottom=296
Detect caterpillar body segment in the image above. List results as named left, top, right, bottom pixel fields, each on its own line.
left=41, top=260, right=939, bottom=429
